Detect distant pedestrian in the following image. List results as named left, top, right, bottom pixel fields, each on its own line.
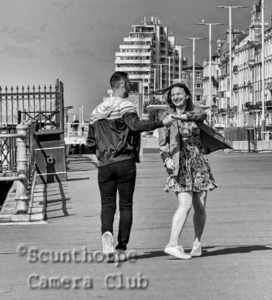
left=71, top=118, right=79, bottom=136
left=158, top=82, right=218, bottom=260
left=87, top=71, right=174, bottom=254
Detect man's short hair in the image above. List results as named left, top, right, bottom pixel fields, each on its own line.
left=110, top=71, right=128, bottom=89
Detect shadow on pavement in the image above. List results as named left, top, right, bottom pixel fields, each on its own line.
left=201, top=244, right=272, bottom=257
left=134, top=245, right=272, bottom=260
left=67, top=155, right=97, bottom=172
left=67, top=177, right=90, bottom=182
left=134, top=250, right=167, bottom=260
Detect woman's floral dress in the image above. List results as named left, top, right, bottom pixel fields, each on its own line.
left=165, top=120, right=217, bottom=193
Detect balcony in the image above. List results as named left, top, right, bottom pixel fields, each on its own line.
left=115, top=51, right=151, bottom=57
left=120, top=44, right=151, bottom=50
left=115, top=58, right=151, bottom=64
left=115, top=66, right=152, bottom=72
left=243, top=101, right=262, bottom=111
left=128, top=74, right=150, bottom=80
left=124, top=37, right=152, bottom=42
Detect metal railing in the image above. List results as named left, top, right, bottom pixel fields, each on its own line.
left=0, top=121, right=36, bottom=213
left=0, top=79, right=64, bottom=132
left=0, top=79, right=65, bottom=216
left=0, top=126, right=17, bottom=174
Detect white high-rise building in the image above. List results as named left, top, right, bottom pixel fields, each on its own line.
left=115, top=16, right=183, bottom=103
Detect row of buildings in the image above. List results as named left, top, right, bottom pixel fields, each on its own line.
left=203, top=1, right=272, bottom=131
left=114, top=1, right=272, bottom=133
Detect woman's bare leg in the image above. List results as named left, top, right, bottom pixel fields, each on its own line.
left=192, top=191, right=207, bottom=245
left=167, top=192, right=192, bottom=246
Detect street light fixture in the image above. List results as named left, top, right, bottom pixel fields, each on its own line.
left=216, top=5, right=247, bottom=127
left=185, top=37, right=205, bottom=103
left=196, top=20, right=223, bottom=124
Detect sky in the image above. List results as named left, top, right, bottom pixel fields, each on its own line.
left=1, top=0, right=272, bottom=116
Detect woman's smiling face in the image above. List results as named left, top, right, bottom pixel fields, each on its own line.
left=171, top=86, right=187, bottom=108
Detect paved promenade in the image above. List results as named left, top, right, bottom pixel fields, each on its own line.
left=0, top=151, right=272, bottom=300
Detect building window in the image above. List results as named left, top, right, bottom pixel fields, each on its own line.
left=196, top=71, right=201, bottom=78
left=196, top=95, right=201, bottom=101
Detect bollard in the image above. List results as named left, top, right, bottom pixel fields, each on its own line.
left=15, top=123, right=29, bottom=214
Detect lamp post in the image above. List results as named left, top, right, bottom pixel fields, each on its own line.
left=152, top=63, right=169, bottom=90
left=217, top=5, right=246, bottom=127
left=185, top=37, right=204, bottom=103
left=153, top=68, right=156, bottom=92
left=176, top=45, right=189, bottom=82
left=196, top=20, right=222, bottom=124
left=168, top=56, right=171, bottom=86
left=152, top=63, right=169, bottom=102
left=160, top=64, right=163, bottom=89
left=80, top=105, right=84, bottom=125
left=261, top=0, right=265, bottom=138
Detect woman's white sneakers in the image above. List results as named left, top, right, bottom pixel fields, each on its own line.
left=164, top=245, right=191, bottom=260
left=102, top=231, right=114, bottom=254
left=190, top=242, right=202, bottom=257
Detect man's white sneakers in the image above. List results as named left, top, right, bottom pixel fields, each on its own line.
left=102, top=231, right=114, bottom=254
left=190, top=242, right=202, bottom=257
left=164, top=245, right=191, bottom=260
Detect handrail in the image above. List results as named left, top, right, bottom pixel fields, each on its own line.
left=0, top=133, right=27, bottom=138
left=0, top=175, right=27, bottom=181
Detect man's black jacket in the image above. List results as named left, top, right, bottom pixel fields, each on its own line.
left=87, top=112, right=163, bottom=167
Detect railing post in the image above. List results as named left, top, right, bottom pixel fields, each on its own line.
left=15, top=123, right=29, bottom=214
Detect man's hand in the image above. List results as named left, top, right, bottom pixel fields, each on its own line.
left=162, top=114, right=174, bottom=126
left=172, top=113, right=188, bottom=121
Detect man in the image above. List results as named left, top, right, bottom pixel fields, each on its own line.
left=87, top=71, right=173, bottom=253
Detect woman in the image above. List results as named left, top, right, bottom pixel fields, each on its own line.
left=158, top=83, right=217, bottom=260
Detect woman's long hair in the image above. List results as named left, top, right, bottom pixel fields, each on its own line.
left=166, top=82, right=193, bottom=112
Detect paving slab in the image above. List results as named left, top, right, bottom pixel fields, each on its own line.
left=0, top=152, right=272, bottom=300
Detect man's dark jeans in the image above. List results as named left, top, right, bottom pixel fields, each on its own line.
left=98, top=159, right=136, bottom=250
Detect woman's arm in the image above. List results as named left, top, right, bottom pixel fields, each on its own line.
left=158, top=126, right=175, bottom=174
left=158, top=126, right=170, bottom=161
